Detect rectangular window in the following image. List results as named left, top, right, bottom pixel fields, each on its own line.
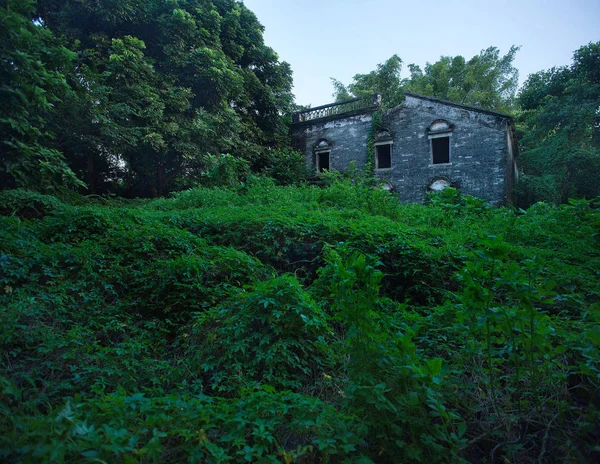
left=316, top=151, right=330, bottom=172
left=375, top=144, right=392, bottom=169
left=431, top=136, right=450, bottom=164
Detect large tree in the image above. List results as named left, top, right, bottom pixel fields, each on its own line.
left=34, top=0, right=294, bottom=196
left=516, top=42, right=600, bottom=204
left=331, top=54, right=404, bottom=108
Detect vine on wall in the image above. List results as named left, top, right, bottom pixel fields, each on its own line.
left=365, top=110, right=384, bottom=175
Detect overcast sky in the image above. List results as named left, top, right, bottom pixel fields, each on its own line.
left=242, top=0, right=600, bottom=107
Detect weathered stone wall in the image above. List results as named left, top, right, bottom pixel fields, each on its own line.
left=292, top=93, right=515, bottom=205
left=292, top=112, right=373, bottom=172
left=382, top=94, right=512, bottom=205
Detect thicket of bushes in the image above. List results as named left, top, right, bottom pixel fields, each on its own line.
left=1, top=182, right=599, bottom=462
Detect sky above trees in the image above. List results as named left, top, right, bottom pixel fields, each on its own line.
left=243, top=0, right=600, bottom=106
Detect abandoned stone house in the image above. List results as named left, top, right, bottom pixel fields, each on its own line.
left=291, top=92, right=519, bottom=205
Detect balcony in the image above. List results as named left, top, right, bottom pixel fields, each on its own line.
left=292, top=93, right=381, bottom=124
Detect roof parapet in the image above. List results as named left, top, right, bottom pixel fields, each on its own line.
left=292, top=93, right=380, bottom=124
left=404, top=92, right=513, bottom=119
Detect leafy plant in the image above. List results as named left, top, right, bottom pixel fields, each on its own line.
left=0, top=0, right=83, bottom=191
left=188, top=275, right=333, bottom=393
left=317, top=247, right=464, bottom=462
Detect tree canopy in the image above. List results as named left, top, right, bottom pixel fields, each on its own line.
left=0, top=0, right=83, bottom=192
left=516, top=42, right=600, bottom=204
left=407, top=46, right=520, bottom=113
left=1, top=0, right=294, bottom=196
left=331, top=54, right=405, bottom=108
left=331, top=47, right=520, bottom=113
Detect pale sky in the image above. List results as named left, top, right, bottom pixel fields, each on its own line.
left=242, top=0, right=600, bottom=107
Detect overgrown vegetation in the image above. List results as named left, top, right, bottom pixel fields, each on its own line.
left=1, top=0, right=599, bottom=459
left=2, top=182, right=599, bottom=462
left=516, top=42, right=600, bottom=205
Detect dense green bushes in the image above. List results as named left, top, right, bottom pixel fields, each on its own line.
left=1, top=183, right=599, bottom=462
left=188, top=275, right=333, bottom=393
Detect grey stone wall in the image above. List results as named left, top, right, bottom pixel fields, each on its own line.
left=383, top=95, right=512, bottom=205
left=292, top=112, right=374, bottom=172
left=292, top=94, right=515, bottom=205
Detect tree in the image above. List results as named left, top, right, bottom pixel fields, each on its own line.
left=516, top=42, right=600, bottom=204
left=35, top=0, right=294, bottom=196
left=0, top=0, right=83, bottom=191
left=331, top=54, right=404, bottom=108
left=407, top=46, right=520, bottom=112
left=332, top=47, right=520, bottom=113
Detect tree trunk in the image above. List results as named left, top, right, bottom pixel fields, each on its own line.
left=86, top=156, right=96, bottom=194
left=156, top=161, right=164, bottom=197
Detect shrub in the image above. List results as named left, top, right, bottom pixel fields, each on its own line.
left=262, top=147, right=309, bottom=185
left=188, top=275, right=333, bottom=392
left=426, top=187, right=489, bottom=215
left=0, top=389, right=364, bottom=463
left=1, top=184, right=599, bottom=462
left=200, top=153, right=250, bottom=188
left=0, top=189, right=66, bottom=219
left=316, top=247, right=464, bottom=462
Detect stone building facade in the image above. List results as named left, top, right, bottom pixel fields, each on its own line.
left=291, top=92, right=519, bottom=205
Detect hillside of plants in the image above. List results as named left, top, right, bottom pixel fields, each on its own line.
left=1, top=181, right=599, bottom=462
left=2, top=0, right=600, bottom=462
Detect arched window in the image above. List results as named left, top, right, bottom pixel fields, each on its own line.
left=374, top=129, right=393, bottom=170
left=427, top=176, right=452, bottom=191
left=428, top=120, right=452, bottom=165
left=380, top=180, right=394, bottom=192
left=313, top=139, right=332, bottom=173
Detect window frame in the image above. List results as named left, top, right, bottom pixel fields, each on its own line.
left=374, top=141, right=393, bottom=170
left=315, top=150, right=331, bottom=173
left=427, top=176, right=452, bottom=191
left=429, top=132, right=452, bottom=166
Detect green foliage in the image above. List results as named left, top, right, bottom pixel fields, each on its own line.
left=316, top=247, right=463, bottom=461
left=189, top=275, right=333, bottom=392
left=260, top=148, right=309, bottom=185
left=426, top=187, right=490, bottom=215
left=458, top=236, right=556, bottom=396
left=0, top=188, right=66, bottom=218
left=332, top=47, right=519, bottom=112
left=517, top=42, right=600, bottom=205
left=407, top=46, right=520, bottom=112
left=4, top=0, right=295, bottom=197
left=200, top=153, right=250, bottom=188
left=332, top=54, right=405, bottom=108
left=1, top=182, right=600, bottom=462
left=0, top=0, right=83, bottom=191
left=1, top=389, right=363, bottom=463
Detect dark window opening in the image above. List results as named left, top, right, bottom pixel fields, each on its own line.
left=317, top=152, right=330, bottom=172
left=431, top=137, right=450, bottom=164
left=375, top=144, right=392, bottom=169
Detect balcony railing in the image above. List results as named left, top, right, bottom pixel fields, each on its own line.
left=292, top=93, right=381, bottom=124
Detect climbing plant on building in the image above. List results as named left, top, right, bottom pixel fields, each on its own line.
left=365, top=110, right=383, bottom=175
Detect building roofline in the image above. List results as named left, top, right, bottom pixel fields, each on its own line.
left=403, top=92, right=514, bottom=119
left=292, top=93, right=380, bottom=125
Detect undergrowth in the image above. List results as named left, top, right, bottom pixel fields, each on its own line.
left=1, top=182, right=599, bottom=462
